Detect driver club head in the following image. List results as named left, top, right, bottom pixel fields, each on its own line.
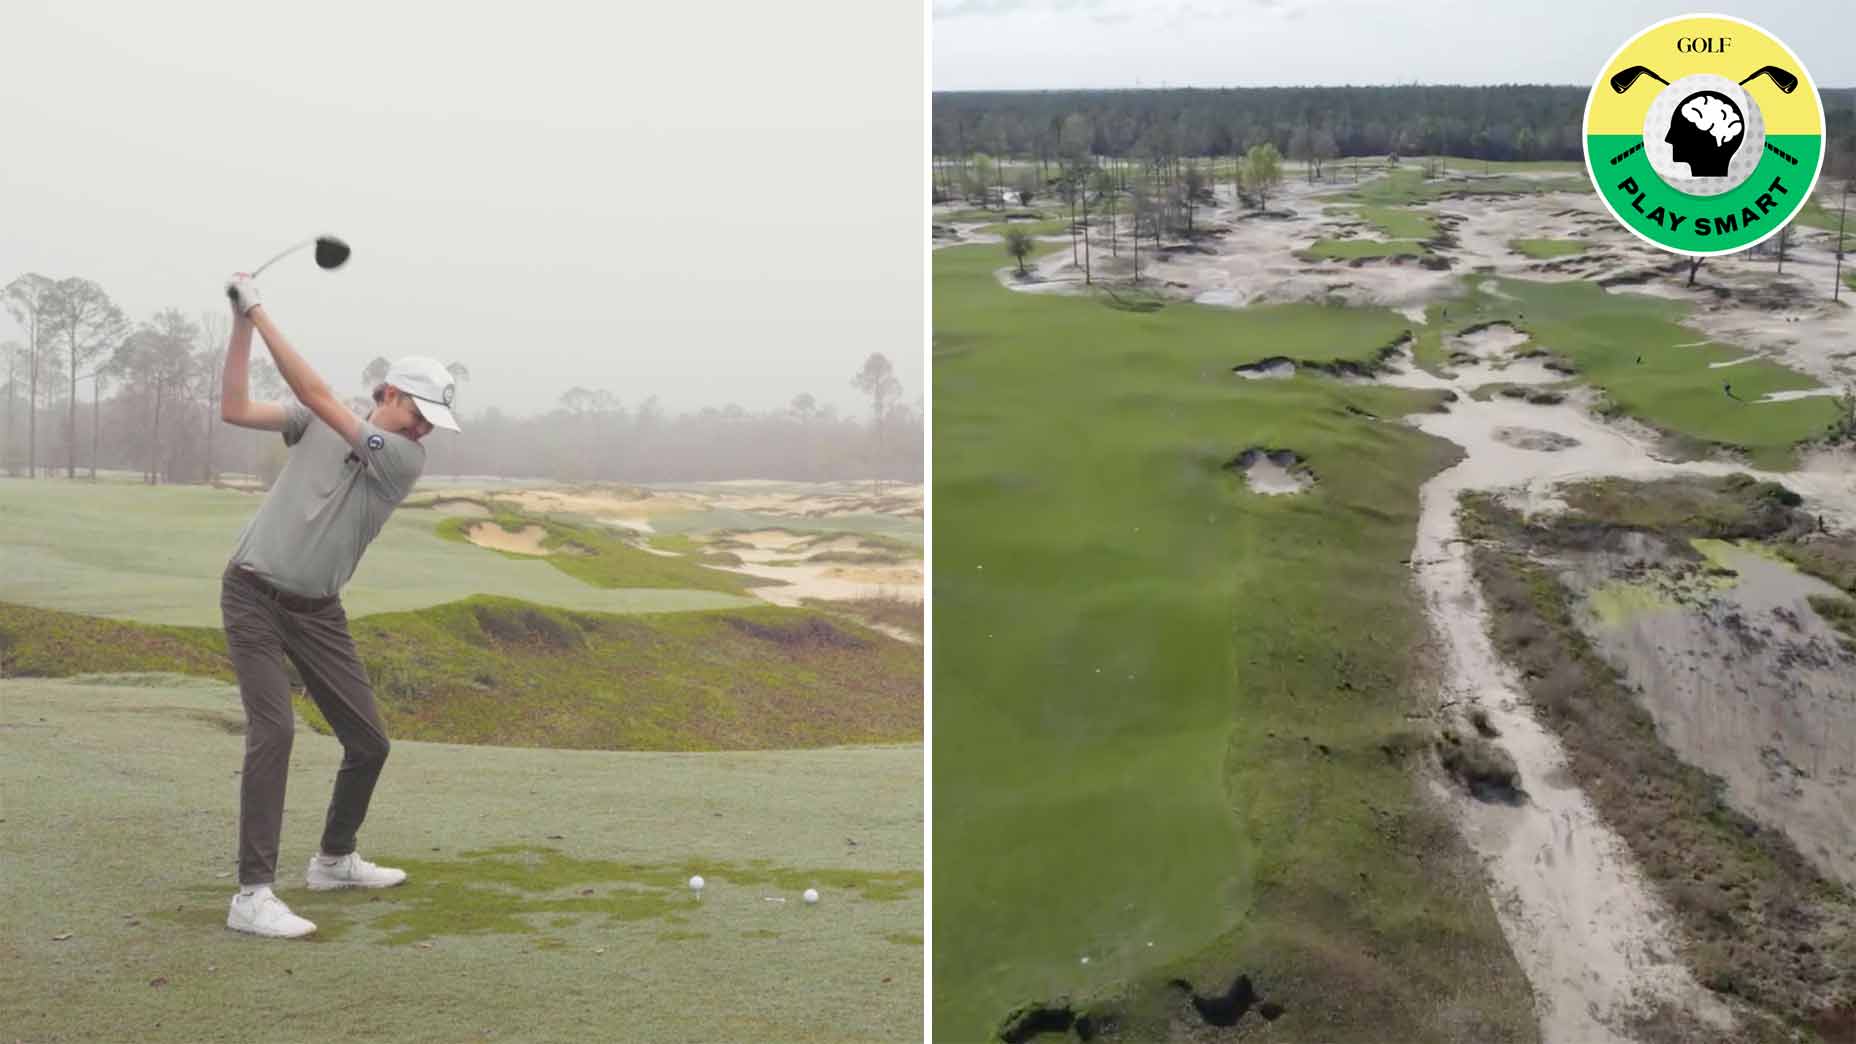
left=314, top=236, right=352, bottom=270
left=1609, top=65, right=1669, bottom=94
left=1740, top=65, right=1798, bottom=93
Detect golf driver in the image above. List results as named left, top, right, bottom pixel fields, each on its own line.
left=1740, top=65, right=1799, bottom=93
left=228, top=235, right=350, bottom=305
left=249, top=235, right=351, bottom=278
left=1609, top=65, right=1669, bottom=93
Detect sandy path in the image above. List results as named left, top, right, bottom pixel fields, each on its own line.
left=1379, top=353, right=1856, bottom=1040
left=1390, top=375, right=1735, bottom=1040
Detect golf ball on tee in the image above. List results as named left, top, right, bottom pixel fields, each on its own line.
left=803, top=888, right=819, bottom=904
left=689, top=875, right=704, bottom=892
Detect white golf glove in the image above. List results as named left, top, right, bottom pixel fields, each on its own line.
left=225, top=274, right=262, bottom=316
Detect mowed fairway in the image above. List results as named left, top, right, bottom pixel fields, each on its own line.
left=0, top=479, right=754, bottom=626
left=0, top=675, right=921, bottom=1043
left=933, top=245, right=1531, bottom=1041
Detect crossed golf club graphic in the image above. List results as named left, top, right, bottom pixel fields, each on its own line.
left=1605, top=64, right=1800, bottom=168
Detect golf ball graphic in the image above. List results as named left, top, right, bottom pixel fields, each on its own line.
left=689, top=875, right=704, bottom=892
left=803, top=888, right=819, bottom=904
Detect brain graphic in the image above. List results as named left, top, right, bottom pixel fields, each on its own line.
left=1678, top=94, right=1744, bottom=146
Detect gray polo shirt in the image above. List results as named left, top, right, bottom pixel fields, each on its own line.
left=228, top=402, right=425, bottom=598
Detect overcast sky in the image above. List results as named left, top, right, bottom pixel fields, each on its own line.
left=935, top=0, right=1852, bottom=89
left=1, top=1, right=923, bottom=421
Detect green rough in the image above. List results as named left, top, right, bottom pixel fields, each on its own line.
left=1300, top=238, right=1429, bottom=260
left=0, top=675, right=922, bottom=1044
left=0, top=479, right=754, bottom=626
left=1508, top=238, right=1587, bottom=259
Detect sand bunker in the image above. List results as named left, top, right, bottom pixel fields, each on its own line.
left=1493, top=427, right=1581, bottom=452
left=1449, top=322, right=1530, bottom=360
left=734, top=530, right=808, bottom=551
left=465, top=523, right=551, bottom=555
left=1755, top=388, right=1841, bottom=404
left=675, top=528, right=924, bottom=607
left=1233, top=358, right=1296, bottom=380
left=1229, top=449, right=1314, bottom=495
left=460, top=482, right=924, bottom=524
left=502, top=489, right=706, bottom=519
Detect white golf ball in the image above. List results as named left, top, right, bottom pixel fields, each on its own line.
left=803, top=888, right=819, bottom=904
left=689, top=875, right=704, bottom=892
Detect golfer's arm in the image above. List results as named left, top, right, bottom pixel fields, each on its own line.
left=249, top=306, right=364, bottom=447
left=219, top=314, right=287, bottom=431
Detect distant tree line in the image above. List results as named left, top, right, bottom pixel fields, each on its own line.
left=933, top=85, right=1856, bottom=192
left=2, top=273, right=921, bottom=487
left=425, top=367, right=921, bottom=485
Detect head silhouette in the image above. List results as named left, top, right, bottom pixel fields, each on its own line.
left=1664, top=91, right=1744, bottom=177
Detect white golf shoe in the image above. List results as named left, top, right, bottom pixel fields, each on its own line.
left=306, top=852, right=407, bottom=891
left=226, top=887, right=317, bottom=939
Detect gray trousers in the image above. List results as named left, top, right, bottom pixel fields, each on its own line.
left=221, top=565, right=391, bottom=886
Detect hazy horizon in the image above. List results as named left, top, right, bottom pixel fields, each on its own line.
left=934, top=1, right=1853, bottom=92
left=1, top=1, right=924, bottom=422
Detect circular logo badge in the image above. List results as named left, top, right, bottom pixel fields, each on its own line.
left=1584, top=14, right=1823, bottom=256
left=366, top=434, right=385, bottom=451
left=442, top=383, right=456, bottom=406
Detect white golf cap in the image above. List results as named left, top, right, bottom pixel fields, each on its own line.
left=385, top=356, right=461, bottom=432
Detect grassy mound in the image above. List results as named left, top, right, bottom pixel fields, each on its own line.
left=933, top=241, right=1531, bottom=1042
left=0, top=596, right=920, bottom=751
left=437, top=511, right=769, bottom=595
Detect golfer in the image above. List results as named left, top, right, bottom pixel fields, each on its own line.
left=217, top=274, right=460, bottom=938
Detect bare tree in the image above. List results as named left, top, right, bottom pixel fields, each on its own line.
left=89, top=362, right=112, bottom=482
left=44, top=278, right=128, bottom=477
left=1687, top=257, right=1705, bottom=287
left=197, top=311, right=229, bottom=483
left=113, top=311, right=198, bottom=484
left=1182, top=161, right=1207, bottom=235
left=1092, top=168, right=1119, bottom=257
left=1835, top=178, right=1850, bottom=302
left=851, top=353, right=901, bottom=494
left=3, top=274, right=57, bottom=477
left=1, top=340, right=20, bottom=474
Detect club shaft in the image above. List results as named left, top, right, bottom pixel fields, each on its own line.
left=250, top=239, right=315, bottom=278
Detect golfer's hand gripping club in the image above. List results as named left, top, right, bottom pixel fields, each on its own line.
left=226, top=274, right=263, bottom=316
